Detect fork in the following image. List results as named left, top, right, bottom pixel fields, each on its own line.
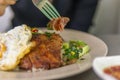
left=32, top=0, right=61, bottom=20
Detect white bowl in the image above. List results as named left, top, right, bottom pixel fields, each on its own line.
left=93, top=55, right=120, bottom=80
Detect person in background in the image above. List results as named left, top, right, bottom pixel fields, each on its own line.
left=0, top=0, right=99, bottom=32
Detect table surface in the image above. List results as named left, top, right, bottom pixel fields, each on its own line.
left=60, top=34, right=120, bottom=80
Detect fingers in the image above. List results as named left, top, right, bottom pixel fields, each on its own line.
left=0, top=0, right=17, bottom=16
left=0, top=0, right=16, bottom=5
left=0, top=5, right=6, bottom=16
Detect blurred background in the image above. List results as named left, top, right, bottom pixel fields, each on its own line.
left=89, top=0, right=120, bottom=36
left=0, top=0, right=120, bottom=36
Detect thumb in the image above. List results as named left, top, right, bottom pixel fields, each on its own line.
left=0, top=5, right=7, bottom=16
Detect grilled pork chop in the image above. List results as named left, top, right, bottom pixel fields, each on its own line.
left=19, top=33, right=63, bottom=70
left=47, top=17, right=70, bottom=31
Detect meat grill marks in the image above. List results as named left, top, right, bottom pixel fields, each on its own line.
left=19, top=33, right=63, bottom=70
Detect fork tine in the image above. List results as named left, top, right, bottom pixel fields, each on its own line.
left=44, top=4, right=58, bottom=18
left=43, top=5, right=58, bottom=19
left=41, top=8, right=52, bottom=20
left=41, top=6, right=57, bottom=20
left=32, top=0, right=60, bottom=20
left=40, top=3, right=60, bottom=20
left=41, top=2, right=60, bottom=20
left=42, top=7, right=54, bottom=19
left=46, top=1, right=60, bottom=17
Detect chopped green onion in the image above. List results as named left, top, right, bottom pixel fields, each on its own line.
left=62, top=40, right=90, bottom=64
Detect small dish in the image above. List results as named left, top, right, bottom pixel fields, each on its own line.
left=93, top=55, right=120, bottom=80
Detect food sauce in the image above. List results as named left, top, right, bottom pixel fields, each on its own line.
left=104, top=65, right=120, bottom=80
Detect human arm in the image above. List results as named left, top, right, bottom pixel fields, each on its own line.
left=69, top=0, right=99, bottom=32
left=0, top=0, right=16, bottom=16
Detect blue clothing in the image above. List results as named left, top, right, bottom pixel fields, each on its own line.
left=11, top=0, right=98, bottom=32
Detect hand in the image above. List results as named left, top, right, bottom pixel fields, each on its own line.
left=0, top=0, right=16, bottom=16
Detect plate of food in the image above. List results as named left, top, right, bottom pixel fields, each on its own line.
left=0, top=24, right=108, bottom=80
left=93, top=55, right=120, bottom=80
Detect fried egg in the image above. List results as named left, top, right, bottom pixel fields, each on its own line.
left=0, top=25, right=35, bottom=70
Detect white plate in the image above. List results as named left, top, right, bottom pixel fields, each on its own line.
left=93, top=55, right=120, bottom=80
left=0, top=29, right=108, bottom=80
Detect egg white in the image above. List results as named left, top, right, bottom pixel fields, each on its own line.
left=0, top=25, right=35, bottom=70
